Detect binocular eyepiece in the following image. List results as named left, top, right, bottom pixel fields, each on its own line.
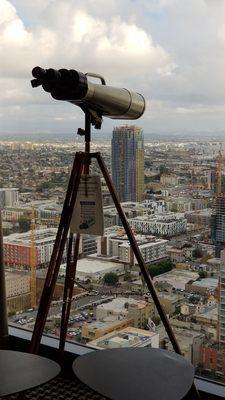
left=31, top=66, right=145, bottom=124
left=31, top=67, right=88, bottom=100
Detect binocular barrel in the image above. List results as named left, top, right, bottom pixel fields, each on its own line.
left=31, top=66, right=145, bottom=120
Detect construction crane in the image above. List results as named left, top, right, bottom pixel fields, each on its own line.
left=217, top=144, right=223, bottom=195
left=30, top=208, right=36, bottom=309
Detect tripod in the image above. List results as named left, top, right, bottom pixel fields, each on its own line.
left=29, top=111, right=201, bottom=399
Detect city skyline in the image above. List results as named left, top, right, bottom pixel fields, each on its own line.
left=2, top=0, right=225, bottom=135
left=1, top=135, right=225, bottom=383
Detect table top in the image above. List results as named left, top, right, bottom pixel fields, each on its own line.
left=0, top=350, right=61, bottom=397
left=73, top=347, right=195, bottom=400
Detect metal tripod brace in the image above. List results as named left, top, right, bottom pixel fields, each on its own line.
left=29, top=111, right=201, bottom=399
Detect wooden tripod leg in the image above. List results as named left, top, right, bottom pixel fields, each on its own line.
left=59, top=233, right=80, bottom=354
left=95, top=152, right=201, bottom=400
left=29, top=152, right=85, bottom=354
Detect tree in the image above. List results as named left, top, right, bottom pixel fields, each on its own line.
left=199, top=271, right=208, bottom=279
left=18, top=218, right=30, bottom=232
left=36, top=181, right=51, bottom=192
left=147, top=259, right=173, bottom=278
left=103, top=272, right=119, bottom=286
left=182, top=243, right=192, bottom=248
left=192, top=248, right=203, bottom=259
left=144, top=175, right=153, bottom=184
left=159, top=164, right=168, bottom=175
left=151, top=316, right=160, bottom=326
left=124, top=271, right=132, bottom=281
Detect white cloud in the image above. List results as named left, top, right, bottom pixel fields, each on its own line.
left=2, top=0, right=225, bottom=134
left=0, top=0, right=175, bottom=138
left=0, top=1, right=171, bottom=81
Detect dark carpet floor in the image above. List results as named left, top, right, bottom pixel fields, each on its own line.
left=1, top=376, right=108, bottom=399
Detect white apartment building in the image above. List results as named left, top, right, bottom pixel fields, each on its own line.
left=142, top=199, right=166, bottom=214
left=97, top=228, right=168, bottom=265
left=128, top=214, right=187, bottom=237
left=2, top=200, right=61, bottom=224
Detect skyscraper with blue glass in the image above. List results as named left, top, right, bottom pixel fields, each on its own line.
left=112, top=125, right=144, bottom=203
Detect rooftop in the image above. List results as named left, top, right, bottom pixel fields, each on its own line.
left=61, top=258, right=124, bottom=274
left=4, top=228, right=57, bottom=246
left=129, top=213, right=186, bottom=223
left=5, top=271, right=29, bottom=281
left=97, top=297, right=147, bottom=312
left=193, top=305, right=218, bottom=322
left=193, top=278, right=218, bottom=289
left=82, top=319, right=129, bottom=330
left=88, top=327, right=158, bottom=349
left=154, top=270, right=199, bottom=290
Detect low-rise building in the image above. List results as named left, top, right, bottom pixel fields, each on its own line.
left=164, top=326, right=204, bottom=366
left=96, top=297, right=151, bottom=329
left=192, top=305, right=218, bottom=340
left=180, top=303, right=197, bottom=316
left=80, top=235, right=97, bottom=257
left=3, top=228, right=63, bottom=268
left=129, top=214, right=187, bottom=237
left=142, top=199, right=166, bottom=214
left=81, top=319, right=132, bottom=341
left=60, top=258, right=125, bottom=283
left=206, top=258, right=221, bottom=275
left=154, top=269, right=199, bottom=291
left=186, top=278, right=218, bottom=295
left=88, top=327, right=159, bottom=349
left=97, top=228, right=168, bottom=265
left=158, top=293, right=185, bottom=316
left=199, top=346, right=225, bottom=376
left=167, top=247, right=185, bottom=263
left=103, top=202, right=146, bottom=228
left=0, top=188, right=19, bottom=208
left=184, top=209, right=212, bottom=226
left=160, top=174, right=179, bottom=187
left=5, top=271, right=30, bottom=298
left=167, top=197, right=192, bottom=213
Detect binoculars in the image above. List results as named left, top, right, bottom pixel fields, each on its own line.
left=31, top=67, right=145, bottom=125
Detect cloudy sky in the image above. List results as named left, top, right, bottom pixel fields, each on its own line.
left=1, top=0, right=225, bottom=136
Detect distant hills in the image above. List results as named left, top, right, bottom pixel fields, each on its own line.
left=0, top=131, right=225, bottom=143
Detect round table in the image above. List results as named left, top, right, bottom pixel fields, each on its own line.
left=73, top=347, right=195, bottom=400
left=0, top=350, right=61, bottom=397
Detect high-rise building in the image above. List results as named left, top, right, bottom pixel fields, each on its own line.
left=211, top=196, right=225, bottom=257
left=211, top=148, right=225, bottom=257
left=219, top=250, right=225, bottom=345
left=112, top=125, right=144, bottom=202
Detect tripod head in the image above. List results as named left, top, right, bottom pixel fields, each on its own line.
left=31, top=67, right=146, bottom=129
